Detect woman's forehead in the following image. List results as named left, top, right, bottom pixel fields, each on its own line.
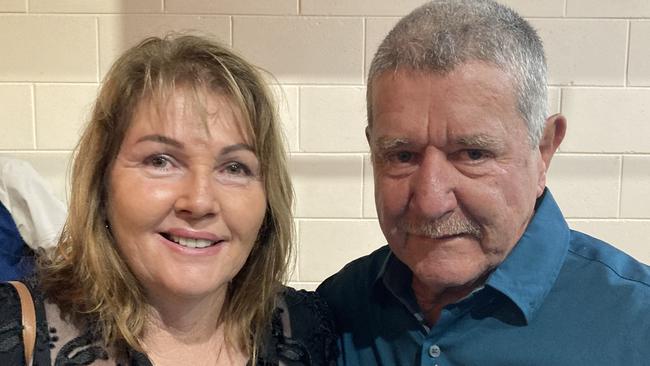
left=130, top=86, right=254, bottom=144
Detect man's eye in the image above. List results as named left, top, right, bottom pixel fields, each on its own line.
left=389, top=151, right=414, bottom=163
left=466, top=149, right=485, bottom=160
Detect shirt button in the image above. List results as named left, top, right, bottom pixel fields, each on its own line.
left=428, top=344, right=441, bottom=358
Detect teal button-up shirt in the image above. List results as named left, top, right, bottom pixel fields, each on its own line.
left=318, top=190, right=650, bottom=365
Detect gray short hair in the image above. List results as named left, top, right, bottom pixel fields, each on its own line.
left=367, top=0, right=548, bottom=146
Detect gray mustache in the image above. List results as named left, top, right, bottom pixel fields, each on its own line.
left=397, top=215, right=482, bottom=239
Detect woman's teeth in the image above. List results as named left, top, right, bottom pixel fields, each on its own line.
left=169, top=234, right=216, bottom=248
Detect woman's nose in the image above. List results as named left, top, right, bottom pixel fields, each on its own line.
left=173, top=171, right=220, bottom=220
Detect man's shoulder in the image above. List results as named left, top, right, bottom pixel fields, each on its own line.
left=537, top=230, right=650, bottom=351
left=567, top=229, right=650, bottom=288
left=561, top=230, right=650, bottom=317
left=316, top=245, right=390, bottom=307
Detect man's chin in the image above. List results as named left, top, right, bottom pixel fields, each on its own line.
left=411, top=260, right=490, bottom=293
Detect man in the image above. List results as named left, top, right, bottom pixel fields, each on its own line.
left=317, top=0, right=650, bottom=365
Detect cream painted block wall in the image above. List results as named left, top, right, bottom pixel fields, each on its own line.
left=1, top=1, right=649, bottom=291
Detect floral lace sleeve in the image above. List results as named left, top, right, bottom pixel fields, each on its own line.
left=257, top=287, right=338, bottom=366
left=0, top=282, right=26, bottom=365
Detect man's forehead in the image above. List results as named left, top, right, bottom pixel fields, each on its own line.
left=370, top=62, right=517, bottom=102
left=368, top=63, right=523, bottom=138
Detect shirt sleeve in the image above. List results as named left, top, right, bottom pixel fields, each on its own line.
left=0, top=158, right=66, bottom=251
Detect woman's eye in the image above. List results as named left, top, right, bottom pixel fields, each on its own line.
left=146, top=155, right=172, bottom=170
left=224, top=162, right=251, bottom=176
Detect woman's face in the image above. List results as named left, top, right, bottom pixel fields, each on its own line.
left=107, top=87, right=266, bottom=306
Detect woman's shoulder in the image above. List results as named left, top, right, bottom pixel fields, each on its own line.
left=280, top=287, right=334, bottom=331
left=0, top=280, right=50, bottom=365
left=264, top=286, right=337, bottom=365
left=0, top=282, right=24, bottom=356
left=0, top=281, right=23, bottom=316
left=0, top=281, right=114, bottom=365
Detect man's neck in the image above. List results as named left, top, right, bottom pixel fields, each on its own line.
left=411, top=273, right=489, bottom=326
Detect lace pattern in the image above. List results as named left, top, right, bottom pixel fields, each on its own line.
left=0, top=284, right=337, bottom=365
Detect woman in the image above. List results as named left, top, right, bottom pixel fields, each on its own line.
left=0, top=35, right=336, bottom=365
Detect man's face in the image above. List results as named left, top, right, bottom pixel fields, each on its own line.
left=369, top=62, right=547, bottom=292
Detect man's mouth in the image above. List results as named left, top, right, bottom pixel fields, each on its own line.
left=160, top=233, right=221, bottom=249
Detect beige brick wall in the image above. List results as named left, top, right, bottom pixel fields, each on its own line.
left=1, top=1, right=649, bottom=290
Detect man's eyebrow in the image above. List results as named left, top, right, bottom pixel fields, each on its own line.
left=136, top=134, right=184, bottom=148
left=221, top=143, right=256, bottom=155
left=373, top=137, right=412, bottom=151
left=455, top=134, right=504, bottom=149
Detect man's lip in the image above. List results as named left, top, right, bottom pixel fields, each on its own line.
left=407, top=232, right=477, bottom=240
left=163, top=228, right=224, bottom=242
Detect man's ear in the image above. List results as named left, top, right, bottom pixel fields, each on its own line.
left=365, top=125, right=371, bottom=143
left=539, top=113, right=567, bottom=169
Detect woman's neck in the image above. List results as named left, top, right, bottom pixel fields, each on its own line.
left=141, top=289, right=248, bottom=365
left=145, top=291, right=225, bottom=338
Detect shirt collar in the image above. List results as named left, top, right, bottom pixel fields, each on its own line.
left=376, top=189, right=571, bottom=324
left=486, top=189, right=570, bottom=323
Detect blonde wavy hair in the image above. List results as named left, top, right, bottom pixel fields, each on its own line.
left=38, top=34, right=293, bottom=360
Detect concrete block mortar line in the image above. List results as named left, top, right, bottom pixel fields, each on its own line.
left=362, top=17, right=367, bottom=82
left=269, top=82, right=367, bottom=87
left=565, top=216, right=628, bottom=221
left=618, top=154, right=625, bottom=218
left=549, top=85, right=650, bottom=89
left=528, top=16, right=640, bottom=21
left=293, top=217, right=379, bottom=222
left=289, top=152, right=371, bottom=157
left=359, top=148, right=366, bottom=218
left=563, top=0, right=567, bottom=17
left=361, top=152, right=367, bottom=218
left=295, top=86, right=301, bottom=151
left=624, top=20, right=631, bottom=87
left=567, top=218, right=650, bottom=222
left=229, top=15, right=233, bottom=46
left=293, top=218, right=301, bottom=282
left=94, top=16, right=100, bottom=83
left=0, top=149, right=74, bottom=154
left=556, top=152, right=650, bottom=157
left=291, top=85, right=367, bottom=90
left=286, top=282, right=320, bottom=291
left=30, top=83, right=36, bottom=149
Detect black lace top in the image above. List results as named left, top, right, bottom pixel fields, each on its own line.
left=0, top=282, right=337, bottom=365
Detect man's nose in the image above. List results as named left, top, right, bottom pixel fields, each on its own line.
left=173, top=171, right=220, bottom=220
left=408, top=149, right=458, bottom=219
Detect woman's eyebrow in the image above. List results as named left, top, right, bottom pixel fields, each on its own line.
left=135, top=136, right=255, bottom=155
left=221, top=143, right=256, bottom=155
left=136, top=134, right=184, bottom=149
